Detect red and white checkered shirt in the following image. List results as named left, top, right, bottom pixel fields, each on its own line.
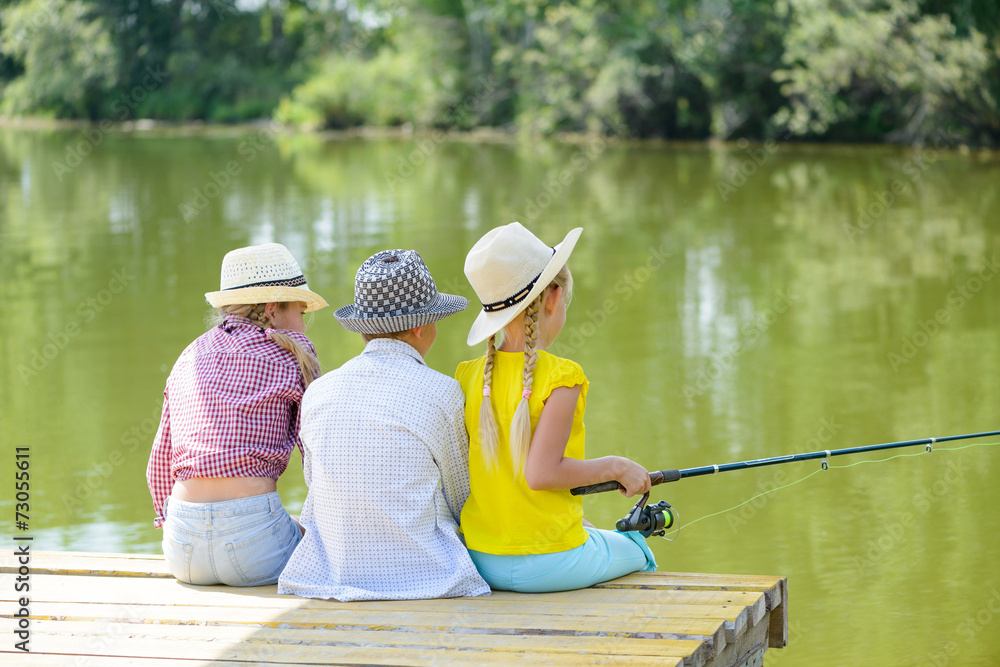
left=146, top=315, right=316, bottom=528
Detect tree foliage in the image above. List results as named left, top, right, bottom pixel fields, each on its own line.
left=1, top=0, right=119, bottom=117
left=0, top=0, right=997, bottom=145
left=774, top=0, right=995, bottom=144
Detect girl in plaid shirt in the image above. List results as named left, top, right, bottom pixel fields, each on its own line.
left=146, top=244, right=328, bottom=586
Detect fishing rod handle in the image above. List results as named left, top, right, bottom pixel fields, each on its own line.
left=570, top=469, right=681, bottom=495
left=570, top=481, right=621, bottom=495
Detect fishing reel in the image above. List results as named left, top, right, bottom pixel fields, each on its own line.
left=615, top=492, right=675, bottom=538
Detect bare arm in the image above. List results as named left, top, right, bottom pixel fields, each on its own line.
left=523, top=385, right=650, bottom=497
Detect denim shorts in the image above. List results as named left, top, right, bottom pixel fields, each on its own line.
left=468, top=527, right=657, bottom=593
left=161, top=492, right=302, bottom=586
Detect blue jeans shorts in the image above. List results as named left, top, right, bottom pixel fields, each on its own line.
left=161, top=492, right=302, bottom=586
left=468, top=527, right=657, bottom=593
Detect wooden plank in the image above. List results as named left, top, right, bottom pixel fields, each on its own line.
left=766, top=576, right=789, bottom=648
left=25, top=619, right=705, bottom=663
left=22, top=600, right=729, bottom=644
left=0, top=551, right=173, bottom=578
left=0, top=656, right=210, bottom=666
left=2, top=552, right=788, bottom=664
left=595, top=572, right=784, bottom=593
left=17, top=574, right=752, bottom=630
left=722, top=610, right=746, bottom=644
left=702, top=603, right=769, bottom=667
left=20, top=632, right=683, bottom=666
left=748, top=596, right=767, bottom=625
left=1, top=552, right=786, bottom=595
left=636, top=572, right=784, bottom=586
left=3, top=566, right=768, bottom=608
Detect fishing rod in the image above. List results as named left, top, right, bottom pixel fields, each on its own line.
left=571, top=429, right=1000, bottom=538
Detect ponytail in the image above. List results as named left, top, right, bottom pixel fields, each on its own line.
left=214, top=304, right=321, bottom=388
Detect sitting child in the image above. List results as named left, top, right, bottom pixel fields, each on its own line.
left=456, top=222, right=657, bottom=593
left=277, top=249, right=490, bottom=601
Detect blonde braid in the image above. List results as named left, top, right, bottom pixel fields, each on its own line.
left=245, top=304, right=271, bottom=330
left=268, top=330, right=321, bottom=388
left=215, top=304, right=321, bottom=388
left=509, top=296, right=541, bottom=477
left=478, top=335, right=501, bottom=469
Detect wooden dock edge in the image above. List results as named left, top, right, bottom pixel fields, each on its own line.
left=2, top=551, right=789, bottom=666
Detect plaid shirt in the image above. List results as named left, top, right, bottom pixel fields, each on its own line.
left=146, top=315, right=316, bottom=528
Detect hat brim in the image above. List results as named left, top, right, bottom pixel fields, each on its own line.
left=335, top=292, right=469, bottom=334
left=466, top=227, right=582, bottom=346
left=205, top=285, right=329, bottom=313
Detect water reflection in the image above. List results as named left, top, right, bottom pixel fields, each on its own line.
left=1, top=128, right=999, bottom=665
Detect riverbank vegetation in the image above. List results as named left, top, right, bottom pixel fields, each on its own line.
left=1, top=0, right=998, bottom=145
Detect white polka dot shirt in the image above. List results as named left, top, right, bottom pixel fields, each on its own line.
left=277, top=339, right=491, bottom=601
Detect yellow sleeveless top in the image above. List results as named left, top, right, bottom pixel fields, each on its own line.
left=456, top=350, right=589, bottom=555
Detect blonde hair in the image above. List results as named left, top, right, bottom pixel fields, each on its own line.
left=213, top=303, right=321, bottom=388
left=479, top=265, right=573, bottom=476
left=361, top=330, right=409, bottom=343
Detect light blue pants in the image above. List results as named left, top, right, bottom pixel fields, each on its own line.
left=161, top=492, right=302, bottom=586
left=468, top=527, right=657, bottom=593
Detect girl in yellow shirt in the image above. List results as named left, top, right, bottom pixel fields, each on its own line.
left=456, top=222, right=657, bottom=592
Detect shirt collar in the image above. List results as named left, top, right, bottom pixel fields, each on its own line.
left=221, top=313, right=258, bottom=332
left=362, top=338, right=426, bottom=366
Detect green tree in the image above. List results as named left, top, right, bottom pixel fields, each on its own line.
left=0, top=0, right=119, bottom=117
left=773, top=0, right=994, bottom=144
left=276, top=5, right=467, bottom=129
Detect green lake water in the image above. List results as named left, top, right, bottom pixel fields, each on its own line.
left=2, top=126, right=999, bottom=665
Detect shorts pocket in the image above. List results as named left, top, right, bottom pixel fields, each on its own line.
left=162, top=534, right=194, bottom=583
left=225, top=516, right=297, bottom=586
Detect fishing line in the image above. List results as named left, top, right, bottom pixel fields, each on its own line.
left=657, top=440, right=1000, bottom=541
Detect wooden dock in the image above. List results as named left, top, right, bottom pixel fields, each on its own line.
left=2, top=551, right=787, bottom=666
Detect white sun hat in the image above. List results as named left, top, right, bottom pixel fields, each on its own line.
left=205, top=243, right=328, bottom=312
left=335, top=249, right=468, bottom=334
left=464, top=222, right=582, bottom=346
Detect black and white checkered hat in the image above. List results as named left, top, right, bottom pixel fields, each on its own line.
left=335, top=250, right=468, bottom=334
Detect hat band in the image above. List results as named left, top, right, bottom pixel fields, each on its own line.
left=481, top=248, right=556, bottom=313
left=224, top=275, right=307, bottom=290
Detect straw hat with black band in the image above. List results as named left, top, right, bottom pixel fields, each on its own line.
left=464, top=222, right=582, bottom=346
left=205, top=243, right=328, bottom=313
